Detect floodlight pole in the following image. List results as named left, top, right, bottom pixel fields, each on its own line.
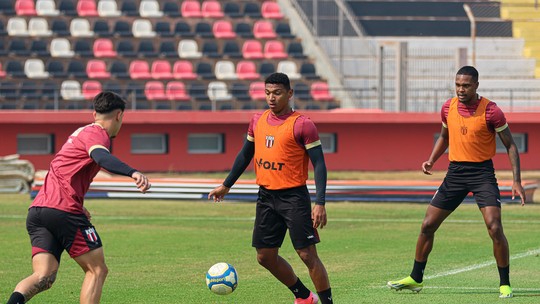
left=463, top=4, right=476, bottom=67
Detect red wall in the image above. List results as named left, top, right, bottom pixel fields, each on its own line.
left=0, top=110, right=537, bottom=172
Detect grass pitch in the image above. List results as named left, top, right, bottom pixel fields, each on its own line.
left=1, top=193, right=540, bottom=303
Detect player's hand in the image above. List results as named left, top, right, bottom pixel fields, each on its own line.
left=512, top=181, right=526, bottom=206
left=422, top=161, right=434, bottom=175
left=132, top=172, right=151, bottom=193
left=312, top=204, right=327, bottom=229
left=208, top=184, right=230, bottom=202
left=83, top=206, right=91, bottom=220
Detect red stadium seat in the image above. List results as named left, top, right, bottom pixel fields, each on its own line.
left=151, top=60, right=173, bottom=80
left=129, top=60, right=151, bottom=79
left=166, top=81, right=191, bottom=101
left=264, top=40, right=287, bottom=59
left=77, top=0, right=99, bottom=17
left=212, top=20, right=236, bottom=39
left=82, top=80, right=102, bottom=99
left=236, top=60, right=260, bottom=80
left=86, top=59, right=111, bottom=79
left=249, top=81, right=266, bottom=100
left=242, top=40, right=264, bottom=59
left=180, top=0, right=202, bottom=18
left=145, top=81, right=167, bottom=100
left=201, top=0, right=224, bottom=18
left=253, top=20, right=277, bottom=39
left=310, top=81, right=333, bottom=101
left=93, top=38, right=117, bottom=58
left=261, top=1, right=284, bottom=19
left=0, top=63, right=6, bottom=78
left=172, top=60, right=198, bottom=80
left=15, top=0, right=37, bottom=15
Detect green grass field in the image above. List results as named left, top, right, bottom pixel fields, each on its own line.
left=1, top=193, right=540, bottom=303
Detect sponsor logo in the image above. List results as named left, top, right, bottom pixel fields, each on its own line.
left=255, top=158, right=285, bottom=171
left=265, top=135, right=275, bottom=148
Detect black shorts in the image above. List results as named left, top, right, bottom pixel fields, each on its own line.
left=430, top=160, right=501, bottom=211
left=252, top=185, right=319, bottom=250
left=26, top=207, right=102, bottom=262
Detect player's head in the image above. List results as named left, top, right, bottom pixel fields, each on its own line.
left=264, top=73, right=293, bottom=115
left=456, top=66, right=479, bottom=82
left=455, top=66, right=479, bottom=104
left=93, top=91, right=126, bottom=138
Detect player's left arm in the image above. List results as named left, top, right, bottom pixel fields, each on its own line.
left=498, top=127, right=525, bottom=205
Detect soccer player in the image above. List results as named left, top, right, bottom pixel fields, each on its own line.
left=387, top=66, right=525, bottom=298
left=6, top=92, right=151, bottom=304
left=208, top=73, right=333, bottom=304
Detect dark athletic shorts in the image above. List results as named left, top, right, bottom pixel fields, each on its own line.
left=26, top=207, right=102, bottom=262
left=252, top=185, right=319, bottom=250
left=430, top=160, right=501, bottom=211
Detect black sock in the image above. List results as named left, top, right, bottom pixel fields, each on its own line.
left=7, top=292, right=25, bottom=304
left=318, top=288, right=333, bottom=304
left=410, top=260, right=427, bottom=283
left=498, top=265, right=510, bottom=286
left=288, top=278, right=310, bottom=299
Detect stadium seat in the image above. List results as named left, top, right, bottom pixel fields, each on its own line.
left=77, top=0, right=98, bottom=17
left=0, top=20, right=7, bottom=36
left=116, top=40, right=136, bottom=57
left=178, top=39, right=202, bottom=58
left=73, top=39, right=93, bottom=57
left=7, top=39, right=29, bottom=56
left=40, top=81, right=57, bottom=103
left=50, top=38, right=75, bottom=58
left=145, top=81, right=167, bottom=100
left=151, top=60, right=173, bottom=79
left=139, top=0, right=163, bottom=17
left=126, top=82, right=145, bottom=100
left=109, top=60, right=129, bottom=78
left=243, top=2, right=261, bottom=18
left=15, top=0, right=37, bottom=15
left=98, top=0, right=121, bottom=17
left=20, top=80, right=39, bottom=101
left=0, top=81, right=18, bottom=100
left=129, top=60, right=151, bottom=79
left=300, top=62, right=319, bottom=79
left=0, top=0, right=15, bottom=15
left=223, top=41, right=241, bottom=58
left=214, top=60, right=237, bottom=80
left=242, top=40, right=264, bottom=59
left=112, top=20, right=131, bottom=37
left=0, top=40, right=6, bottom=56
left=287, top=42, right=306, bottom=59
left=82, top=80, right=102, bottom=100
left=253, top=20, right=277, bottom=39
left=7, top=17, right=28, bottom=36
left=36, top=0, right=60, bottom=16
left=66, top=61, right=87, bottom=78
left=261, top=1, right=284, bottom=19
left=194, top=21, right=213, bottom=38
left=162, top=1, right=180, bottom=17
left=155, top=21, right=173, bottom=37
left=120, top=0, right=138, bottom=16
left=201, top=41, right=220, bottom=58
left=294, top=82, right=312, bottom=101
left=86, top=59, right=111, bottom=79
left=0, top=63, right=6, bottom=78
left=172, top=60, right=198, bottom=80
left=58, top=0, right=77, bottom=15
left=93, top=38, right=117, bottom=57
left=275, top=22, right=295, bottom=39
left=137, top=40, right=157, bottom=57
left=132, top=19, right=156, bottom=37
left=47, top=60, right=67, bottom=78
left=249, top=81, right=266, bottom=100
left=235, top=22, right=253, bottom=38
left=93, top=20, right=111, bottom=37
left=102, top=81, right=124, bottom=95
left=70, top=18, right=94, bottom=37
left=259, top=61, right=275, bottom=77
left=195, top=62, right=215, bottom=80
left=310, top=81, right=333, bottom=101
left=51, top=19, right=69, bottom=36
left=159, top=41, right=177, bottom=58
left=24, top=59, right=49, bottom=79
left=212, top=20, right=236, bottom=39
left=264, top=40, right=288, bottom=59
left=188, top=82, right=208, bottom=101
left=174, top=21, right=193, bottom=37
left=61, top=80, right=84, bottom=100
left=223, top=2, right=241, bottom=18
left=165, top=81, right=190, bottom=101
left=207, top=81, right=232, bottom=102
left=276, top=60, right=301, bottom=80
left=236, top=60, right=260, bottom=80
left=30, top=40, right=49, bottom=56
left=201, top=0, right=224, bottom=18
left=181, top=0, right=201, bottom=18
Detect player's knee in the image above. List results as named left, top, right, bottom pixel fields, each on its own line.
left=486, top=222, right=504, bottom=239
left=37, top=272, right=57, bottom=291
left=297, top=249, right=319, bottom=268
left=256, top=253, right=275, bottom=267
left=420, top=221, right=437, bottom=235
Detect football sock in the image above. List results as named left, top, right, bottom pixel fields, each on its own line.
left=7, top=292, right=25, bottom=304
left=288, top=278, right=310, bottom=299
left=318, top=288, right=333, bottom=304
left=498, top=265, right=510, bottom=286
left=410, top=260, right=427, bottom=283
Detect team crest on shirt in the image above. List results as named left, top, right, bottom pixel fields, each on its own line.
left=461, top=126, right=468, bottom=135
left=85, top=227, right=98, bottom=242
left=265, top=135, right=275, bottom=148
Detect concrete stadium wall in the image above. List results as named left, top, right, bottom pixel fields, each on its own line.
left=0, top=111, right=538, bottom=172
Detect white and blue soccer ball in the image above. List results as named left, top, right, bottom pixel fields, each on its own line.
left=205, top=262, right=238, bottom=295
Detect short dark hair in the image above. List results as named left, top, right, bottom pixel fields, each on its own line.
left=456, top=66, right=479, bottom=82
left=93, top=91, right=126, bottom=113
left=265, top=72, right=291, bottom=91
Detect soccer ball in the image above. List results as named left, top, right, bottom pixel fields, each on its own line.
left=205, top=262, right=238, bottom=295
